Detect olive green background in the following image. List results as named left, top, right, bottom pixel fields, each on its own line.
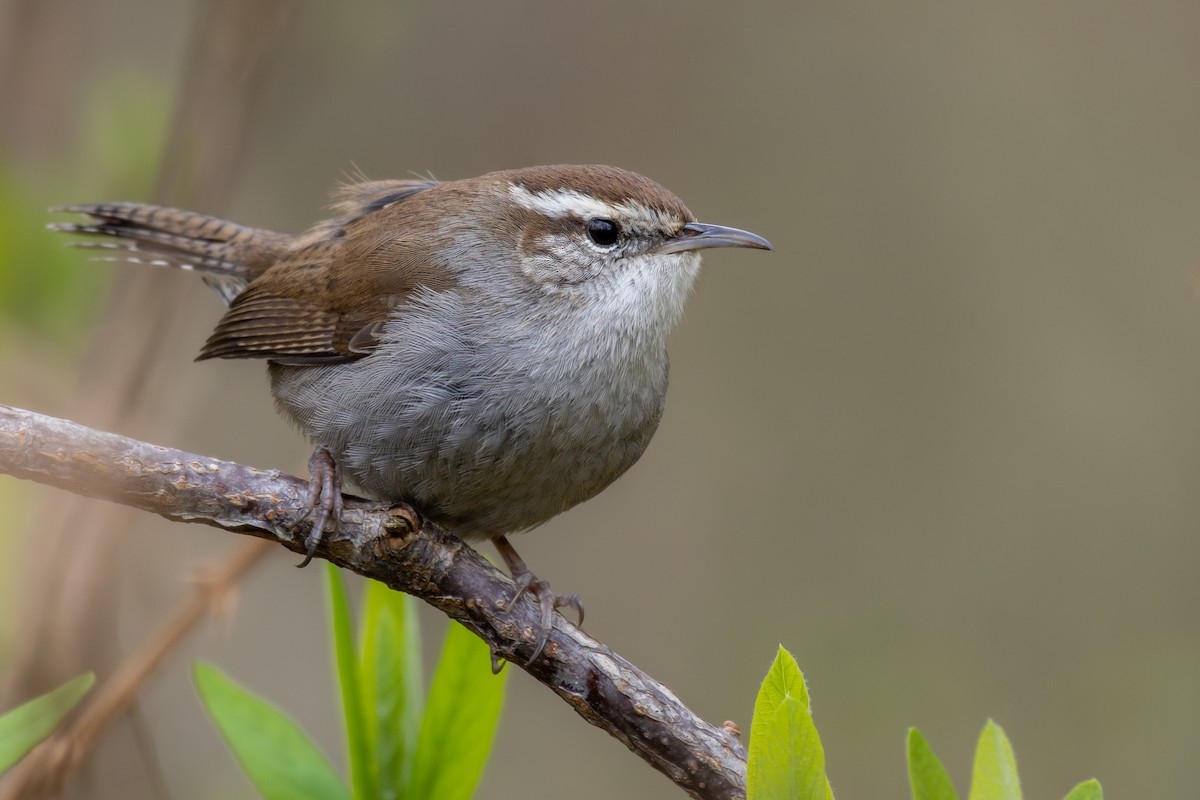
left=2, top=2, right=1199, bottom=798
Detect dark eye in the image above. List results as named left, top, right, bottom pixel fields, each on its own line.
left=586, top=218, right=620, bottom=247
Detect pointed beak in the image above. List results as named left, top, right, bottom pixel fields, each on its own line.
left=655, top=222, right=774, bottom=255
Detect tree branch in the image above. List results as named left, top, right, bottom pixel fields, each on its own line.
left=0, top=404, right=748, bottom=800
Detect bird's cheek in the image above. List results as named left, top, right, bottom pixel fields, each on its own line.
left=518, top=248, right=600, bottom=289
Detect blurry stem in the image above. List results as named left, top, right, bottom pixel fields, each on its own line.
left=0, top=404, right=750, bottom=800
left=4, top=0, right=286, bottom=792
left=0, top=538, right=270, bottom=800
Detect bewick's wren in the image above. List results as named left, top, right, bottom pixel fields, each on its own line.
left=53, top=165, right=772, bottom=660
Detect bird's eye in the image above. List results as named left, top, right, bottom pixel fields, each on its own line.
left=586, top=218, right=620, bottom=247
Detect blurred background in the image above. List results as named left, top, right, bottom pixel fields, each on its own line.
left=2, top=1, right=1199, bottom=797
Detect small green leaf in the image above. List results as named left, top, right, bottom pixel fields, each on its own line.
left=0, top=672, right=94, bottom=774
left=324, top=565, right=377, bottom=800
left=359, top=579, right=422, bottom=800
left=907, top=728, right=960, bottom=800
left=968, top=720, right=1022, bottom=800
left=193, top=662, right=349, bottom=800
left=747, top=646, right=834, bottom=800
left=1061, top=779, right=1103, bottom=800
left=408, top=621, right=507, bottom=800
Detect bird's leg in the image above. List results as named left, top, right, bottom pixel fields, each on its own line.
left=493, top=535, right=584, bottom=667
left=296, top=446, right=343, bottom=568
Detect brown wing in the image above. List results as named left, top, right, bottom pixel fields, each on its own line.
left=197, top=178, right=455, bottom=364
left=197, top=280, right=347, bottom=363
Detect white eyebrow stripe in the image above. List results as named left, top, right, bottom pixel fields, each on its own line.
left=508, top=184, right=678, bottom=231
left=509, top=184, right=615, bottom=219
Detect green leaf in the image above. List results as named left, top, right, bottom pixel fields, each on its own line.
left=747, top=646, right=834, bottom=800
left=1061, top=779, right=1103, bottom=800
left=0, top=672, right=94, bottom=774
left=968, top=720, right=1022, bottom=800
left=409, top=621, right=507, bottom=800
left=359, top=579, right=422, bottom=800
left=324, top=565, right=377, bottom=800
left=907, top=728, right=960, bottom=800
left=193, top=662, right=349, bottom=800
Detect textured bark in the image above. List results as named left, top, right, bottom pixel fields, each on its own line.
left=0, top=404, right=748, bottom=800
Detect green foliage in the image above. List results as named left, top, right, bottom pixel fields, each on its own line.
left=326, top=565, right=376, bottom=799
left=1061, top=780, right=1103, bottom=800
left=359, top=577, right=422, bottom=798
left=0, top=672, right=94, bottom=774
left=908, top=720, right=1102, bottom=800
left=408, top=616, right=506, bottom=800
left=0, top=165, right=103, bottom=346
left=195, top=570, right=506, bottom=800
left=0, top=68, right=169, bottom=349
left=747, top=648, right=1103, bottom=800
left=193, top=663, right=349, bottom=800
left=72, top=67, right=171, bottom=196
left=968, top=720, right=1023, bottom=800
left=907, top=727, right=960, bottom=800
left=747, top=646, right=834, bottom=800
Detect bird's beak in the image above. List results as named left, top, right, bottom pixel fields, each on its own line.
left=655, top=222, right=774, bottom=254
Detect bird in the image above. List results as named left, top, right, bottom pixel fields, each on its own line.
left=52, top=164, right=773, bottom=662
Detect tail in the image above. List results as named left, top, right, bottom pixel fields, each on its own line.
left=49, top=203, right=294, bottom=303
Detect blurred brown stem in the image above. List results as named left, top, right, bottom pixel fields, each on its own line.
left=0, top=404, right=749, bottom=800
left=2, top=0, right=287, bottom=775
left=0, top=539, right=270, bottom=800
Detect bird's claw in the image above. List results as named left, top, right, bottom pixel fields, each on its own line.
left=494, top=536, right=584, bottom=666
left=296, top=446, right=343, bottom=568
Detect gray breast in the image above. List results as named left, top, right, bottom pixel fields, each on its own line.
left=266, top=291, right=669, bottom=540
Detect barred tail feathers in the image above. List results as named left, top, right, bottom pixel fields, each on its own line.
left=49, top=204, right=293, bottom=299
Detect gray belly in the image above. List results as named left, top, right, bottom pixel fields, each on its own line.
left=267, top=349, right=667, bottom=540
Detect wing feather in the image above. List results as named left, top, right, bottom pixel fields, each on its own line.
left=195, top=176, right=455, bottom=364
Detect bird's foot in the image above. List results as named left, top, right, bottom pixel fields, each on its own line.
left=296, top=446, right=343, bottom=568
left=493, top=535, right=584, bottom=670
